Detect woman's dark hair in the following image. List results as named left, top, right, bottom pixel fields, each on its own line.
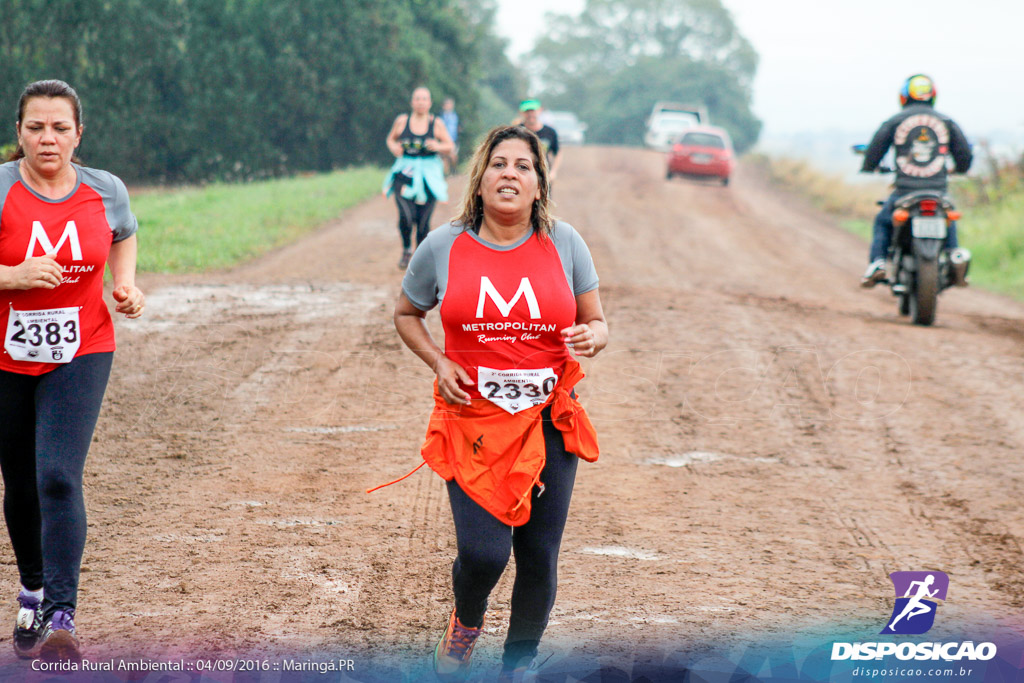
left=455, top=125, right=554, bottom=236
left=9, top=79, right=84, bottom=162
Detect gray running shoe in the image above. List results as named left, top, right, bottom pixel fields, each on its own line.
left=498, top=656, right=540, bottom=683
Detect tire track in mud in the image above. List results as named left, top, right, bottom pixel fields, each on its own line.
left=691, top=290, right=1022, bottom=622
left=87, top=273, right=421, bottom=656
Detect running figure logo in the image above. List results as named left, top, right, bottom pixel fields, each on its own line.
left=881, top=571, right=949, bottom=635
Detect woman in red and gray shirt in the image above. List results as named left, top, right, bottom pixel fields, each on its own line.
left=0, top=80, right=144, bottom=664
left=395, top=125, right=607, bottom=681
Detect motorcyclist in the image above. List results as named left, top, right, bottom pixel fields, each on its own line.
left=860, top=74, right=973, bottom=287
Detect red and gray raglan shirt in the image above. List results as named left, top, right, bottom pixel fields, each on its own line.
left=402, top=221, right=598, bottom=410
left=0, top=161, right=138, bottom=375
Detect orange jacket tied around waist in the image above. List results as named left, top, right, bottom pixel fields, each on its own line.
left=368, top=359, right=599, bottom=527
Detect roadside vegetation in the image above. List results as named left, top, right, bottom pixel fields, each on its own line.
left=130, top=167, right=382, bottom=273
left=751, top=152, right=1024, bottom=300
left=952, top=149, right=1024, bottom=296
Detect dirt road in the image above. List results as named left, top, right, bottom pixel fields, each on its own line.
left=3, top=146, right=1022, bottom=680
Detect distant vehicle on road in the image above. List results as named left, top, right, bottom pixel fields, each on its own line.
left=665, top=125, right=734, bottom=185
left=644, top=101, right=707, bottom=151
left=542, top=110, right=587, bottom=145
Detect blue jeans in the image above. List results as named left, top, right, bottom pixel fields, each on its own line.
left=870, top=192, right=959, bottom=262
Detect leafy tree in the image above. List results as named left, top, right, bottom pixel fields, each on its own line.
left=0, top=0, right=520, bottom=182
left=0, top=0, right=194, bottom=180
left=444, top=0, right=525, bottom=145
left=527, top=0, right=760, bottom=151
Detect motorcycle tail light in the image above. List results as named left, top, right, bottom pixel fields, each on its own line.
left=892, top=208, right=910, bottom=224
left=919, top=199, right=938, bottom=215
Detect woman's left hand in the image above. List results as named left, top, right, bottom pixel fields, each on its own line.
left=113, top=284, right=145, bottom=319
left=561, top=323, right=604, bottom=358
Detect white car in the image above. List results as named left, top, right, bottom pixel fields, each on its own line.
left=644, top=111, right=702, bottom=152
left=542, top=111, right=587, bottom=145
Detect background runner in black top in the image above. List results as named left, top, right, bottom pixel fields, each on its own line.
left=384, top=87, right=453, bottom=269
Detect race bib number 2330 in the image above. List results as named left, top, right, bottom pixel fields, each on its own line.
left=477, top=366, right=558, bottom=415
left=5, top=306, right=81, bottom=363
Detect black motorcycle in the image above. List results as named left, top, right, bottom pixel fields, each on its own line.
left=853, top=146, right=970, bottom=326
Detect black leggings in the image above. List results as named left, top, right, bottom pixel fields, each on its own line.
left=393, top=177, right=436, bottom=250
left=446, top=407, right=579, bottom=667
left=0, top=352, right=112, bottom=618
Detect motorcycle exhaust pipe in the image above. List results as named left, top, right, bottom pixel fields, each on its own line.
left=949, top=248, right=971, bottom=287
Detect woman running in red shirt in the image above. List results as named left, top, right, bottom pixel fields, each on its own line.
left=394, top=125, right=607, bottom=681
left=0, top=80, right=144, bottom=664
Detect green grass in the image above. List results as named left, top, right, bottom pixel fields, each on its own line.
left=130, top=166, right=384, bottom=272
left=960, top=192, right=1024, bottom=297
left=841, top=219, right=872, bottom=242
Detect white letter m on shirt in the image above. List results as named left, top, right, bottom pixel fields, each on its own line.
left=476, top=276, right=541, bottom=318
left=24, top=221, right=83, bottom=260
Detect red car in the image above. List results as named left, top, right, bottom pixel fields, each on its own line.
left=665, top=126, right=734, bottom=185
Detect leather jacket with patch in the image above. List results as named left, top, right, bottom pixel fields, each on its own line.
left=862, top=103, right=972, bottom=192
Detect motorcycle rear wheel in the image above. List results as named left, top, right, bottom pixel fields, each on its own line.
left=910, top=259, right=939, bottom=326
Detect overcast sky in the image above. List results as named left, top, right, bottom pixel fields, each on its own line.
left=495, top=0, right=1024, bottom=140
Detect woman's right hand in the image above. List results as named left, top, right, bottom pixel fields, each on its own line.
left=2, top=254, right=63, bottom=290
left=434, top=355, right=473, bottom=406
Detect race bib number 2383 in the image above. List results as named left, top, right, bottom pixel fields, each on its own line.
left=5, top=306, right=81, bottom=363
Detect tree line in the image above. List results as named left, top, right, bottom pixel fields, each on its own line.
left=0, top=0, right=521, bottom=183
left=0, top=0, right=761, bottom=183
left=527, top=0, right=762, bottom=153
